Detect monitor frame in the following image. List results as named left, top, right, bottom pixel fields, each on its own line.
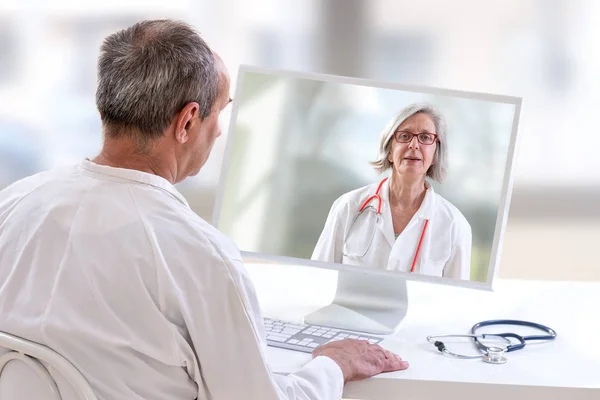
left=212, top=64, right=523, bottom=293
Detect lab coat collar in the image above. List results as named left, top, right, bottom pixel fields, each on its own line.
left=378, top=177, right=437, bottom=247
left=78, top=158, right=190, bottom=208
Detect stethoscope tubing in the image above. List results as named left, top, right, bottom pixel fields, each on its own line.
left=470, top=320, right=557, bottom=353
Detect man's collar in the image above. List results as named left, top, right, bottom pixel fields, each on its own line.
left=78, top=158, right=190, bottom=207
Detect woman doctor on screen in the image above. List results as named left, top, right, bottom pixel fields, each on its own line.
left=311, top=103, right=472, bottom=280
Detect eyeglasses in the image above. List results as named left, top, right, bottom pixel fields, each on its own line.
left=394, top=130, right=438, bottom=145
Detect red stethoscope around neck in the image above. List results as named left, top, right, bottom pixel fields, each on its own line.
left=342, top=177, right=429, bottom=273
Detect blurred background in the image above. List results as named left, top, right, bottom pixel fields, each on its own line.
left=216, top=70, right=518, bottom=282
left=0, top=0, right=598, bottom=281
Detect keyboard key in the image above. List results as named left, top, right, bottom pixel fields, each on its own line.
left=286, top=324, right=307, bottom=330
left=267, top=335, right=287, bottom=342
left=268, top=332, right=290, bottom=339
left=308, top=343, right=319, bottom=348
left=288, top=339, right=299, bottom=344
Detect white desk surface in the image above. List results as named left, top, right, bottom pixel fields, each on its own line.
left=244, top=262, right=600, bottom=400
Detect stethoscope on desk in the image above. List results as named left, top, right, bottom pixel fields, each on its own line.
left=427, top=320, right=557, bottom=364
left=342, top=177, right=429, bottom=272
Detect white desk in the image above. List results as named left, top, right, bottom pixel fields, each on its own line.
left=244, top=262, right=600, bottom=400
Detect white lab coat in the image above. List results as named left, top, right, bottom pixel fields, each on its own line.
left=311, top=178, right=472, bottom=280
left=0, top=159, right=344, bottom=400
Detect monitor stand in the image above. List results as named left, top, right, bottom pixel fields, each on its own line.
left=303, top=269, right=408, bottom=335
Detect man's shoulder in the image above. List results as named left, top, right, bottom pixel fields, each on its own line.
left=0, top=166, right=76, bottom=210
left=1, top=166, right=72, bottom=192
left=190, top=217, right=243, bottom=263
left=141, top=200, right=243, bottom=265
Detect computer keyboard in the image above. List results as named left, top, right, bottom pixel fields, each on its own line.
left=263, top=317, right=384, bottom=353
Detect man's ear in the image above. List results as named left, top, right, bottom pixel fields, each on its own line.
left=174, top=102, right=200, bottom=144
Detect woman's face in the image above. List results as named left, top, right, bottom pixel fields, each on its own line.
left=388, top=112, right=438, bottom=180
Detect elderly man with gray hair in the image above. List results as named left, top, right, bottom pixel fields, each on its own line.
left=312, top=103, right=472, bottom=280
left=0, top=19, right=409, bottom=400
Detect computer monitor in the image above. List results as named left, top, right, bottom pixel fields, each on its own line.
left=212, top=65, right=523, bottom=334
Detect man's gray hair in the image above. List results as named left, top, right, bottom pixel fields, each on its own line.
left=95, top=19, right=220, bottom=146
left=370, top=103, right=448, bottom=183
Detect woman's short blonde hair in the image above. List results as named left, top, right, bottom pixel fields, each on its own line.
left=370, top=102, right=448, bottom=183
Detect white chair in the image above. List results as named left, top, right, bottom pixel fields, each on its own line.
left=0, top=331, right=98, bottom=400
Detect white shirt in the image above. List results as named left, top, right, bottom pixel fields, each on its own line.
left=311, top=178, right=472, bottom=280
left=0, top=159, right=344, bottom=400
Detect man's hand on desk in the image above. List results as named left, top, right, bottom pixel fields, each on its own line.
left=312, top=338, right=409, bottom=383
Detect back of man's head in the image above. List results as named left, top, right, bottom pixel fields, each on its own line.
left=95, top=19, right=219, bottom=147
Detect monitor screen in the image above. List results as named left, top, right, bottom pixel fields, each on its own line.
left=213, top=65, right=522, bottom=290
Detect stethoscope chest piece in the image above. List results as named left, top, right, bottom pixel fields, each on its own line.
left=482, top=346, right=507, bottom=364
